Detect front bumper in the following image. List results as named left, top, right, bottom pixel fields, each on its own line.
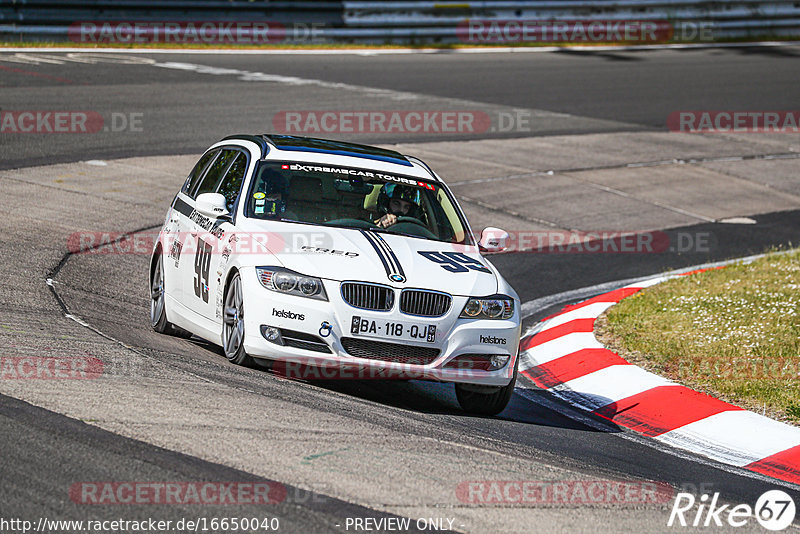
left=240, top=267, right=520, bottom=386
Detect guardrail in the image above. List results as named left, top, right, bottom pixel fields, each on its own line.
left=1, top=0, right=799, bottom=43
left=342, top=0, right=800, bottom=41
left=345, top=0, right=800, bottom=25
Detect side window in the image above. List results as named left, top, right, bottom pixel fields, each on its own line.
left=193, top=149, right=237, bottom=198
left=216, top=152, right=248, bottom=212
left=182, top=149, right=218, bottom=196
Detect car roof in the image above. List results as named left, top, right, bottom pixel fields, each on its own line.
left=221, top=134, right=438, bottom=181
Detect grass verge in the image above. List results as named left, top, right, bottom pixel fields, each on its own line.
left=596, top=249, right=800, bottom=424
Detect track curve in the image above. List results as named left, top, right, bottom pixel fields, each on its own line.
left=2, top=47, right=800, bottom=532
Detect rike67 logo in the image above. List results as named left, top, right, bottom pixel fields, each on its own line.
left=668, top=490, right=795, bottom=531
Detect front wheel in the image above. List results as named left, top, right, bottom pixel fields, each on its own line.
left=455, top=362, right=517, bottom=416
left=222, top=272, right=254, bottom=367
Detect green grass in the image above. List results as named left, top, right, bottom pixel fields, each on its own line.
left=597, top=249, right=800, bottom=423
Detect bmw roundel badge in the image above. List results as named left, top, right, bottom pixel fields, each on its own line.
left=389, top=274, right=406, bottom=283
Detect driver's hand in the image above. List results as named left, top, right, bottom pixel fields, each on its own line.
left=374, top=213, right=397, bottom=228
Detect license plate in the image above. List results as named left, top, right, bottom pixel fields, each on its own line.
left=350, top=316, right=436, bottom=343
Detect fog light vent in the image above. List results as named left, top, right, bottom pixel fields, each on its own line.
left=260, top=325, right=283, bottom=344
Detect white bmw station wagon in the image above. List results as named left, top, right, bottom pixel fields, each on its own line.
left=150, top=135, right=520, bottom=415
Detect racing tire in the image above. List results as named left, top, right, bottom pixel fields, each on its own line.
left=150, top=253, right=191, bottom=337
left=455, top=360, right=517, bottom=416
left=222, top=272, right=255, bottom=367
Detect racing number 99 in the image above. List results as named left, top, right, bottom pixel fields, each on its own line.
left=194, top=237, right=212, bottom=302
left=418, top=251, right=491, bottom=273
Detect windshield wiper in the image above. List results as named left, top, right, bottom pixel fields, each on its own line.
left=321, top=221, right=373, bottom=232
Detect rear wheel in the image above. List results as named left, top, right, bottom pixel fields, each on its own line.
left=455, top=360, right=517, bottom=416
left=150, top=253, right=189, bottom=337
left=222, top=272, right=254, bottom=367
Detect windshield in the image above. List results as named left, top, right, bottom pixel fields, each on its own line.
left=245, top=160, right=471, bottom=244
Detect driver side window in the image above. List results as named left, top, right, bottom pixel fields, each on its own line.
left=182, top=149, right=218, bottom=196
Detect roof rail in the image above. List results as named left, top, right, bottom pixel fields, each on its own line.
left=221, top=134, right=269, bottom=156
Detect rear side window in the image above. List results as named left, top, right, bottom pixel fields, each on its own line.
left=216, top=152, right=248, bottom=211
left=182, top=149, right=218, bottom=196
left=193, top=149, right=237, bottom=198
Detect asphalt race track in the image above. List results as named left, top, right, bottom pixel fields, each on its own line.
left=2, top=45, right=800, bottom=169
left=1, top=46, right=800, bottom=533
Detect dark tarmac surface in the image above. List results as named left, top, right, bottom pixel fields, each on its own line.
left=1, top=46, right=799, bottom=532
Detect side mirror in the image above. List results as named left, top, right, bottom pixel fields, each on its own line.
left=195, top=193, right=230, bottom=219
left=479, top=227, right=510, bottom=253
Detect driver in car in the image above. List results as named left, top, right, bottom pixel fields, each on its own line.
left=374, top=183, right=422, bottom=229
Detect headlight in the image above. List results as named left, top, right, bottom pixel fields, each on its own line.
left=256, top=267, right=328, bottom=301
left=459, top=295, right=514, bottom=320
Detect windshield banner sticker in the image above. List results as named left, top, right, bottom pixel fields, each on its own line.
left=285, top=163, right=436, bottom=191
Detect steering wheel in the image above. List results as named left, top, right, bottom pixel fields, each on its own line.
left=394, top=216, right=427, bottom=227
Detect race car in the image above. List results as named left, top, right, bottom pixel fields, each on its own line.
left=150, top=134, right=521, bottom=415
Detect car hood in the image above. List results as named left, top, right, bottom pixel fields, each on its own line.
left=237, top=221, right=498, bottom=296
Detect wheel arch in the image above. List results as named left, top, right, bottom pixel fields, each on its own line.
left=224, top=266, right=240, bottom=288
left=222, top=266, right=241, bottom=304
left=149, top=243, right=163, bottom=286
